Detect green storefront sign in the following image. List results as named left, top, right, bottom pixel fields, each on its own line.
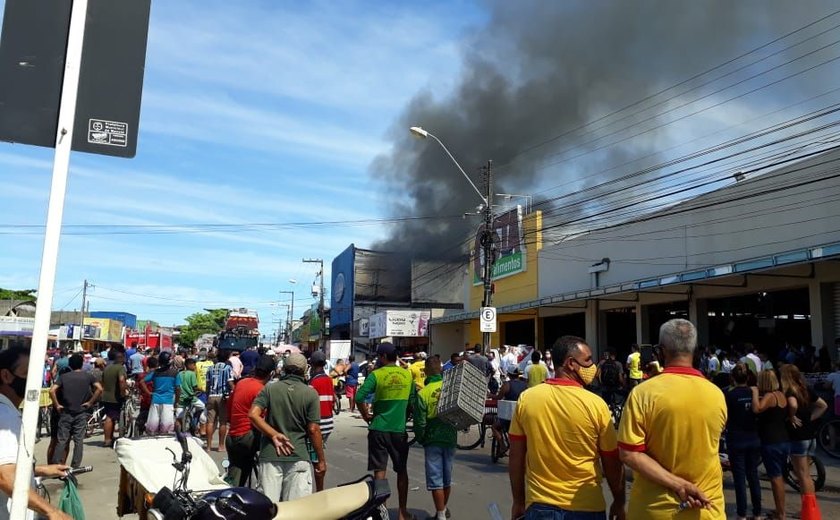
left=473, top=207, right=527, bottom=285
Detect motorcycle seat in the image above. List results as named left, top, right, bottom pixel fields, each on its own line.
left=273, top=481, right=371, bottom=520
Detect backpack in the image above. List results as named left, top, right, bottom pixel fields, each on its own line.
left=600, top=360, right=621, bottom=387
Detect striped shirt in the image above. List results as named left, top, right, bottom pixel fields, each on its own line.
left=309, top=373, right=335, bottom=436
left=206, top=362, right=233, bottom=398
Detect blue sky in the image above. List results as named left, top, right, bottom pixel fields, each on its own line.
left=0, top=0, right=485, bottom=333
left=3, top=1, right=840, bottom=338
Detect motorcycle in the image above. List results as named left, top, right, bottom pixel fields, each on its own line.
left=147, top=431, right=390, bottom=520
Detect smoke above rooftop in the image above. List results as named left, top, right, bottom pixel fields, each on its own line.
left=371, top=0, right=837, bottom=260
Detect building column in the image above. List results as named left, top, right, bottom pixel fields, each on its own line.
left=689, top=298, right=710, bottom=348
left=808, top=280, right=833, bottom=349
left=635, top=303, right=650, bottom=345
left=585, top=299, right=602, bottom=357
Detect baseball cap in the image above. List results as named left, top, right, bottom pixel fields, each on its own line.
left=309, top=351, right=327, bottom=365
left=284, top=353, right=308, bottom=373
left=376, top=342, right=396, bottom=356
left=416, top=351, right=428, bottom=359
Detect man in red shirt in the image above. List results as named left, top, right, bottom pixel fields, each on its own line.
left=225, top=355, right=275, bottom=486
left=308, top=351, right=334, bottom=491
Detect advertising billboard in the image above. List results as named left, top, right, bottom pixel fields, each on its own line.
left=330, top=245, right=356, bottom=328
left=368, top=310, right=431, bottom=339
left=83, top=317, right=123, bottom=342
left=473, top=206, right=527, bottom=285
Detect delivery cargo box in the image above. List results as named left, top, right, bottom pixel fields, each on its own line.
left=437, top=362, right=486, bottom=429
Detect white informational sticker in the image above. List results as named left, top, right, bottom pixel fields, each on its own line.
left=87, top=118, right=128, bottom=147
left=480, top=306, right=497, bottom=333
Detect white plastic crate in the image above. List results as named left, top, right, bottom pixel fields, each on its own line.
left=497, top=399, right=517, bottom=421
left=437, top=362, right=487, bottom=429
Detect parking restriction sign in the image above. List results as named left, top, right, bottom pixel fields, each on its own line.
left=480, top=306, right=497, bottom=333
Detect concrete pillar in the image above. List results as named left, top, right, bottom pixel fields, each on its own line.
left=635, top=303, right=650, bottom=345
left=808, top=280, right=833, bottom=348
left=585, top=299, right=602, bottom=357
left=689, top=298, right=710, bottom=348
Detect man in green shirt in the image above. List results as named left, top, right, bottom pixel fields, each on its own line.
left=101, top=350, right=127, bottom=448
left=249, top=353, right=322, bottom=501
left=175, top=359, right=206, bottom=436
left=415, top=356, right=457, bottom=520
left=356, top=342, right=415, bottom=520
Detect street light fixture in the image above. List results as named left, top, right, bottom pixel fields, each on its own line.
left=409, top=126, right=486, bottom=205
left=410, top=125, right=496, bottom=353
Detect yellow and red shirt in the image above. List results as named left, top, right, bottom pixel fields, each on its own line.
left=617, top=366, right=727, bottom=519
left=509, top=378, right=618, bottom=512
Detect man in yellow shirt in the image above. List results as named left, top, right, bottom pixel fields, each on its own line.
left=509, top=335, right=625, bottom=520
left=195, top=350, right=214, bottom=396
left=524, top=350, right=548, bottom=387
left=626, top=345, right=643, bottom=388
left=618, top=319, right=727, bottom=520
left=408, top=351, right=427, bottom=391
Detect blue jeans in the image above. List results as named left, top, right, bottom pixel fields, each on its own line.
left=525, top=504, right=606, bottom=520
left=729, top=442, right=762, bottom=517
left=424, top=445, right=455, bottom=490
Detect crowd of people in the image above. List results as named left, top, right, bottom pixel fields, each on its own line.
left=1, top=325, right=839, bottom=519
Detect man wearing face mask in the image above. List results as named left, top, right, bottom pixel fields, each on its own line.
left=0, top=346, right=72, bottom=520
left=509, top=335, right=625, bottom=520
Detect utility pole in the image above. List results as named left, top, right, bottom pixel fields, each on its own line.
left=279, top=290, right=295, bottom=344
left=303, top=258, right=325, bottom=350
left=480, top=161, right=496, bottom=354
left=77, top=279, right=88, bottom=351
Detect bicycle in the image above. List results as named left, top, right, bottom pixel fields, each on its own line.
left=85, top=405, right=105, bottom=438
left=34, top=465, right=93, bottom=504
left=490, top=426, right=509, bottom=463
left=817, top=416, right=840, bottom=459
left=334, top=380, right=345, bottom=415
left=784, top=453, right=826, bottom=492
left=456, top=400, right=497, bottom=451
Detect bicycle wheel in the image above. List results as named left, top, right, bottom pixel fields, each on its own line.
left=457, top=424, right=484, bottom=450
left=785, top=455, right=826, bottom=492
left=817, top=419, right=840, bottom=459
left=491, top=435, right=500, bottom=463
left=333, top=394, right=341, bottom=415
left=121, top=403, right=136, bottom=439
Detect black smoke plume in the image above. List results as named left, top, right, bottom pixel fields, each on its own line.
left=371, top=0, right=837, bottom=259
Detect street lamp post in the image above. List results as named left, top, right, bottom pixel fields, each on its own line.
left=280, top=289, right=295, bottom=343
left=303, top=259, right=326, bottom=350
left=410, top=126, right=496, bottom=353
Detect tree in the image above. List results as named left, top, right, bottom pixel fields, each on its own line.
left=178, top=308, right=228, bottom=348
left=0, top=288, right=37, bottom=301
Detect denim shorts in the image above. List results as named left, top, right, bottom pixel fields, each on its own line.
left=789, top=439, right=816, bottom=457
left=525, top=503, right=606, bottom=520
left=424, top=445, right=455, bottom=490
left=761, top=442, right=790, bottom=478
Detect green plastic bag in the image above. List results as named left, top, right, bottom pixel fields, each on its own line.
left=57, top=478, right=86, bottom=520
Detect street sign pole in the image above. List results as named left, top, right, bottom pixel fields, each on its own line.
left=10, top=0, right=88, bottom=516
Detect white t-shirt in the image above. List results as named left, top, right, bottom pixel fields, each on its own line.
left=708, top=356, right=720, bottom=373
left=826, top=372, right=840, bottom=398
left=0, top=394, right=35, bottom=520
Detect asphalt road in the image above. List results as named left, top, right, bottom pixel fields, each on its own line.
left=31, top=397, right=840, bottom=519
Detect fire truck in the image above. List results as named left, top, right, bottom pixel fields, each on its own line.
left=217, top=308, right=260, bottom=351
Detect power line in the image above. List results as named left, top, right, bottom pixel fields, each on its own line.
left=494, top=9, right=840, bottom=172
left=0, top=214, right=463, bottom=236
